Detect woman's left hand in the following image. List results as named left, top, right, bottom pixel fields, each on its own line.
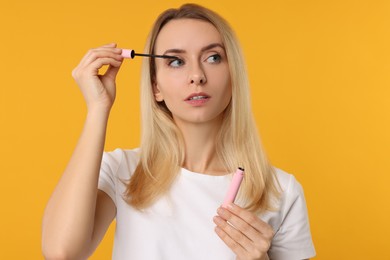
left=213, top=203, right=274, bottom=260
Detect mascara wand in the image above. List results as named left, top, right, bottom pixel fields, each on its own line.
left=121, top=49, right=177, bottom=59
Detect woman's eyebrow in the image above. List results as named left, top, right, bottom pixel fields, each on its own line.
left=162, top=43, right=225, bottom=56
left=201, top=43, right=225, bottom=52
left=163, top=49, right=186, bottom=55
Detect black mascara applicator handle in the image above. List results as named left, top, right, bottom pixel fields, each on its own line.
left=121, top=49, right=177, bottom=59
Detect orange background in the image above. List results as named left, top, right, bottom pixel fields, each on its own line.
left=0, top=0, right=389, bottom=259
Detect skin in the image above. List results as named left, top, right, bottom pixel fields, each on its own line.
left=41, top=19, right=276, bottom=260
left=42, top=43, right=122, bottom=259
left=153, top=19, right=232, bottom=127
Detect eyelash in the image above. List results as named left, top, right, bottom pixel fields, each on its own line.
left=168, top=58, right=184, bottom=68
left=167, top=53, right=222, bottom=68
left=206, top=54, right=222, bottom=63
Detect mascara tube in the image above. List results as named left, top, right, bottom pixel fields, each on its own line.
left=222, top=167, right=244, bottom=208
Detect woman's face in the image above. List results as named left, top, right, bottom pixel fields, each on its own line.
left=153, top=18, right=232, bottom=126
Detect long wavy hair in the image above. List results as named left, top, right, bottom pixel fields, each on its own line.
left=125, top=3, right=280, bottom=213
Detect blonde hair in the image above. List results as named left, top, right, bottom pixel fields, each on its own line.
left=125, top=3, right=280, bottom=213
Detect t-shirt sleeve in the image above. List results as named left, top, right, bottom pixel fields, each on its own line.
left=268, top=175, right=316, bottom=260
left=98, top=149, right=123, bottom=206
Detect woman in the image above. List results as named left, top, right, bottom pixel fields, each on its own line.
left=42, top=3, right=315, bottom=260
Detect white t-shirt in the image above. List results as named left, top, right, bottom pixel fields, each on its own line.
left=98, top=148, right=316, bottom=260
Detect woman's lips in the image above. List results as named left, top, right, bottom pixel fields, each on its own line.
left=184, top=92, right=211, bottom=106
left=185, top=92, right=210, bottom=100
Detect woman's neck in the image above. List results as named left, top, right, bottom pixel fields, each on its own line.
left=175, top=118, right=227, bottom=175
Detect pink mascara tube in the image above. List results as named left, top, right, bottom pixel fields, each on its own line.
left=222, top=167, right=245, bottom=208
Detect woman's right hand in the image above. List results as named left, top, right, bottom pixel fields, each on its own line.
left=72, top=43, right=124, bottom=113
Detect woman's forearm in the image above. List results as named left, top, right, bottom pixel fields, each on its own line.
left=42, top=109, right=109, bottom=259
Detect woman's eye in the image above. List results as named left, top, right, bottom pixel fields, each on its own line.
left=168, top=58, right=184, bottom=67
left=206, top=54, right=222, bottom=63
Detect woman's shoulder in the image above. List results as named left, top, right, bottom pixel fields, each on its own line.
left=273, top=167, right=305, bottom=199
left=261, top=168, right=310, bottom=234
left=101, top=148, right=140, bottom=178
left=103, top=147, right=140, bottom=161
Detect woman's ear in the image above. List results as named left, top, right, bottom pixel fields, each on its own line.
left=153, top=82, right=164, bottom=102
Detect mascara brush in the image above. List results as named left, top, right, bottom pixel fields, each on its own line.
left=121, top=49, right=177, bottom=59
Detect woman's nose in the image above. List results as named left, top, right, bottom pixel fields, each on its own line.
left=188, top=63, right=207, bottom=85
